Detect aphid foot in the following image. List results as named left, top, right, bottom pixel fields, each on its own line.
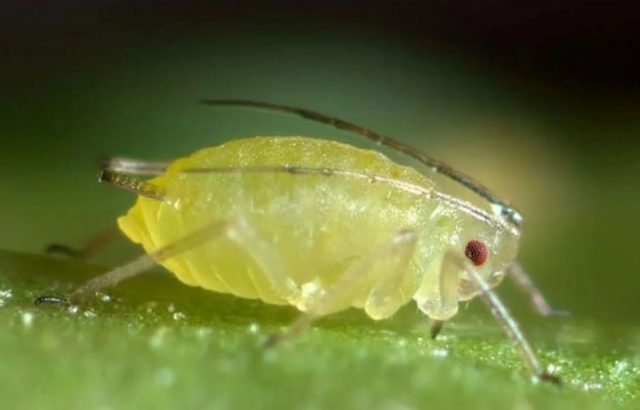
left=34, top=295, right=71, bottom=307
left=263, top=333, right=286, bottom=350
left=45, top=243, right=82, bottom=258
left=537, top=371, right=563, bottom=386
left=430, top=320, right=444, bottom=339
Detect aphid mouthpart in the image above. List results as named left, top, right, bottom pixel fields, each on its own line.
left=465, top=240, right=488, bottom=266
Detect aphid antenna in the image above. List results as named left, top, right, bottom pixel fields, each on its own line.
left=183, top=165, right=518, bottom=235
left=199, top=99, right=524, bottom=228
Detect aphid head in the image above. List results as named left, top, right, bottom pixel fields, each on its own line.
left=464, top=240, right=488, bottom=266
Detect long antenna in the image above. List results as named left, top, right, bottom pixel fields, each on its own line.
left=200, top=99, right=523, bottom=228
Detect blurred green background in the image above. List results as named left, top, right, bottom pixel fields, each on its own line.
left=1, top=2, right=639, bottom=409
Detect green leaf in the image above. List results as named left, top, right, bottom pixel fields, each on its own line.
left=0, top=250, right=637, bottom=409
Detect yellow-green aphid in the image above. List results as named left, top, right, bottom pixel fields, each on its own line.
left=120, top=136, right=518, bottom=319
left=37, top=100, right=561, bottom=384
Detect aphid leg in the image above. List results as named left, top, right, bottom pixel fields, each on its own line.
left=430, top=320, right=444, bottom=339
left=364, top=230, right=418, bottom=318
left=463, top=260, right=561, bottom=385
left=45, top=244, right=84, bottom=258
left=46, top=227, right=121, bottom=259
left=265, top=229, right=418, bottom=348
left=418, top=251, right=462, bottom=323
left=223, top=218, right=299, bottom=300
left=35, top=220, right=234, bottom=305
left=37, top=220, right=232, bottom=305
left=507, top=262, right=569, bottom=317
left=36, top=218, right=297, bottom=306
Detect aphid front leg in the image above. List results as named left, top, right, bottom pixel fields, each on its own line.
left=460, top=258, right=561, bottom=385
left=266, top=229, right=418, bottom=348
left=417, top=251, right=463, bottom=322
left=416, top=251, right=467, bottom=340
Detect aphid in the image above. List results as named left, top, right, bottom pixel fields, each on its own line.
left=37, top=100, right=562, bottom=384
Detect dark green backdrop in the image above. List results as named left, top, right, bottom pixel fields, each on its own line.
left=2, top=8, right=639, bottom=324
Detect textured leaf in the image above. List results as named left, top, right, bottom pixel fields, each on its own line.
left=0, top=250, right=637, bottom=409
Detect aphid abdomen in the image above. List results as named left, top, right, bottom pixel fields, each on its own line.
left=118, top=136, right=440, bottom=315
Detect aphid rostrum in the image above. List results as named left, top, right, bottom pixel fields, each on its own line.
left=37, top=100, right=562, bottom=384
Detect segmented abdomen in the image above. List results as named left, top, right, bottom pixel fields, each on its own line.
left=118, top=137, right=448, bottom=318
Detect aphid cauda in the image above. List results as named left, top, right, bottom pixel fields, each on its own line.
left=37, top=100, right=562, bottom=384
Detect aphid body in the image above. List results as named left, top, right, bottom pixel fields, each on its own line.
left=119, top=136, right=519, bottom=321
left=38, top=100, right=560, bottom=383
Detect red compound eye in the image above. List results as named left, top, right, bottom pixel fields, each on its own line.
left=465, top=240, right=488, bottom=266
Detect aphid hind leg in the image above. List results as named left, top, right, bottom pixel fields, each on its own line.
left=46, top=228, right=120, bottom=260
left=36, top=218, right=297, bottom=306
left=461, top=258, right=561, bottom=385
left=265, top=229, right=418, bottom=348
left=36, top=220, right=237, bottom=305
left=38, top=221, right=232, bottom=305
left=507, top=262, right=569, bottom=317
